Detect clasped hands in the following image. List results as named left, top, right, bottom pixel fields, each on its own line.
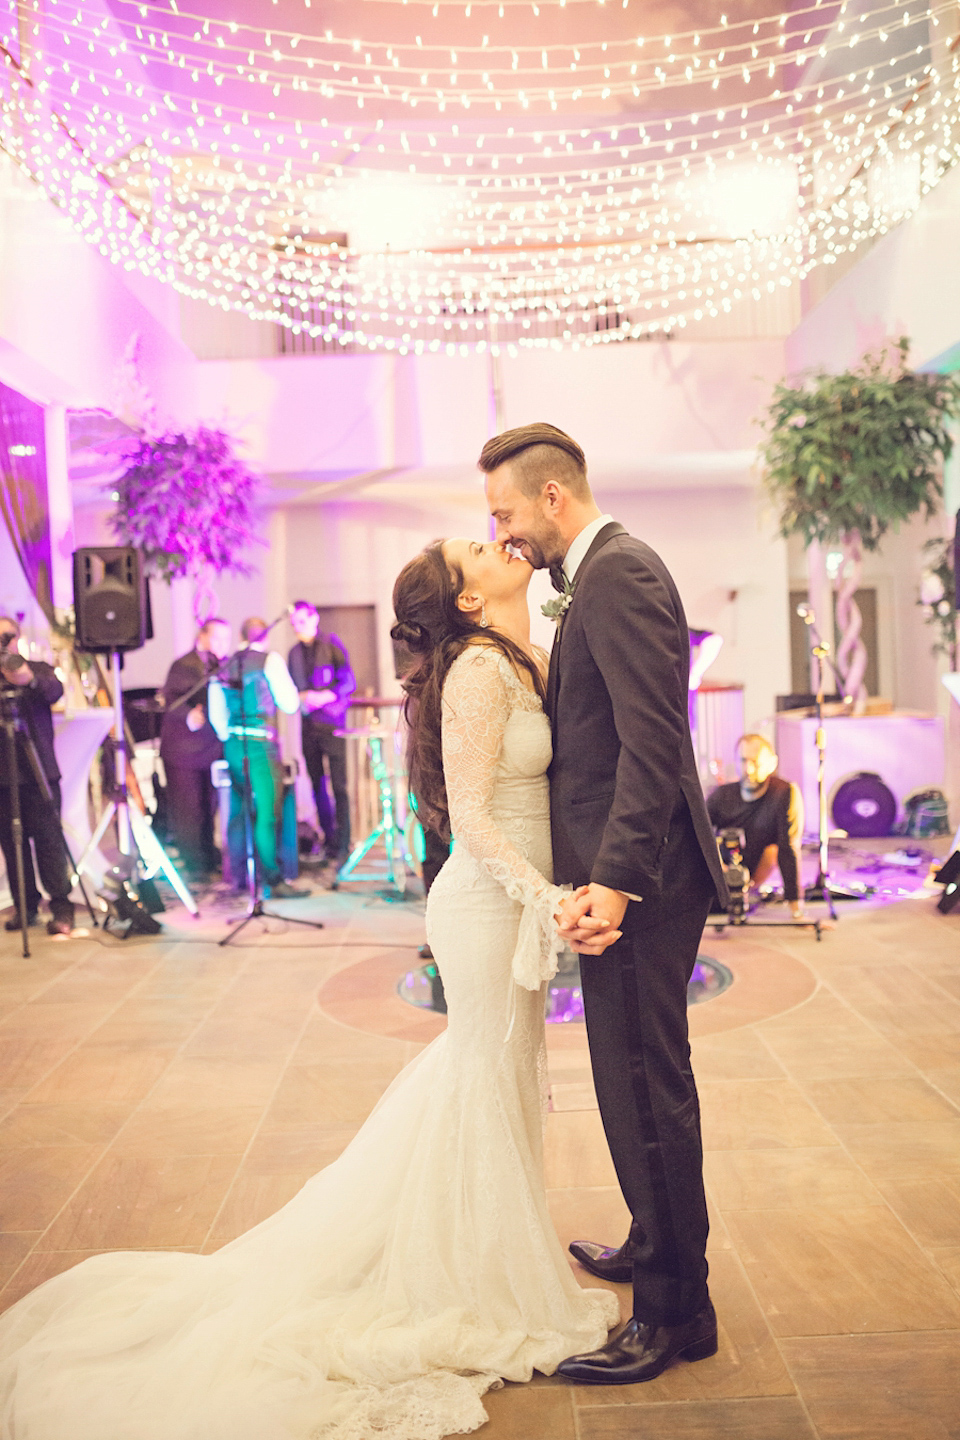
left=554, top=883, right=629, bottom=955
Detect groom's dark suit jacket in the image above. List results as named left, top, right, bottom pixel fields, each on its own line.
left=547, top=522, right=726, bottom=910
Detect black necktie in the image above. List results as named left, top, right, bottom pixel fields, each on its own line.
left=549, top=564, right=566, bottom=593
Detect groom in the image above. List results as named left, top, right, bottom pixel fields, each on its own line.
left=481, top=423, right=727, bottom=1385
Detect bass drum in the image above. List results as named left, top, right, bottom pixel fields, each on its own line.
left=830, top=771, right=897, bottom=838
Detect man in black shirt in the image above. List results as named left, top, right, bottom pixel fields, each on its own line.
left=287, top=602, right=356, bottom=866
left=0, top=618, right=74, bottom=935
left=160, top=618, right=231, bottom=882
left=707, top=733, right=804, bottom=918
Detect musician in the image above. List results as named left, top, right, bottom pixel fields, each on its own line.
left=287, top=602, right=356, bottom=868
left=208, top=618, right=306, bottom=899
left=159, top=618, right=231, bottom=882
left=0, top=618, right=74, bottom=935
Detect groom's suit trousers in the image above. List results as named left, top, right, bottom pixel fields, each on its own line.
left=578, top=798, right=714, bottom=1328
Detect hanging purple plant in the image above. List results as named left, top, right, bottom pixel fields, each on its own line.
left=109, top=425, right=263, bottom=584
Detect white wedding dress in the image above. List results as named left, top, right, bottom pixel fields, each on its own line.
left=0, top=646, right=617, bottom=1440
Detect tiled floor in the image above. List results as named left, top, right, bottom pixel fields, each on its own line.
left=0, top=851, right=958, bottom=1438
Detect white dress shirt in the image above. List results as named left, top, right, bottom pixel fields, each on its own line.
left=562, top=513, right=615, bottom=582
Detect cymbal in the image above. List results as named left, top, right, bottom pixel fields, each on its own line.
left=348, top=697, right=404, bottom=708
left=131, top=696, right=165, bottom=712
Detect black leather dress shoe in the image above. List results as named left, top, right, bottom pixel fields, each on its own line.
left=568, top=1240, right=633, bottom=1284
left=4, top=913, right=38, bottom=931
left=556, top=1301, right=718, bottom=1385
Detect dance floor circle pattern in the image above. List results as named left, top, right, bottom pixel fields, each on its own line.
left=396, top=954, right=734, bottom=1023
left=317, top=932, right=816, bottom=1046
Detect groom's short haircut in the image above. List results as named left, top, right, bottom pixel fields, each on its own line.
left=478, top=423, right=590, bottom=501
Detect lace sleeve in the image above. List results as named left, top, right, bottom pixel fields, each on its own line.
left=442, top=647, right=565, bottom=990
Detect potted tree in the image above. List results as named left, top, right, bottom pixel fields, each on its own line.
left=759, top=337, right=960, bottom=709
left=109, top=424, right=262, bottom=622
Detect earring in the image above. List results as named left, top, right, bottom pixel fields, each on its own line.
left=479, top=599, right=489, bottom=629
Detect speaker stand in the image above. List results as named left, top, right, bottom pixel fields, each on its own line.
left=74, top=653, right=199, bottom=917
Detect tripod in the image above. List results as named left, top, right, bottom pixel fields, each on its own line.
left=74, top=653, right=198, bottom=917
left=0, top=686, right=97, bottom=957
left=220, top=613, right=323, bottom=944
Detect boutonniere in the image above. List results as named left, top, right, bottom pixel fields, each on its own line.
left=541, top=573, right=575, bottom=623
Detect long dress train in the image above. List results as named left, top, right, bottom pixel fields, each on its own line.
left=0, top=645, right=618, bottom=1440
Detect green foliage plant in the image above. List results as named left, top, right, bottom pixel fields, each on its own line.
left=759, top=338, right=960, bottom=552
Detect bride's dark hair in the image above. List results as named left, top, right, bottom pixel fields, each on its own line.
left=391, top=541, right=545, bottom=840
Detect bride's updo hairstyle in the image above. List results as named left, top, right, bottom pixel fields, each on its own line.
left=391, top=540, right=545, bottom=840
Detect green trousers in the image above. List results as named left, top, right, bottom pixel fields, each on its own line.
left=225, top=736, right=282, bottom=886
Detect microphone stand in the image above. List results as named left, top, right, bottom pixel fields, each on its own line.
left=220, top=607, right=323, bottom=944
left=797, top=607, right=868, bottom=915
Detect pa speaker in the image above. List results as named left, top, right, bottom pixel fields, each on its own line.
left=73, top=547, right=149, bottom=653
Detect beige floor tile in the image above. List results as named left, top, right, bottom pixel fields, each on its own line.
left=758, top=1025, right=915, bottom=1081
left=576, top=1396, right=817, bottom=1438
left=181, top=1013, right=308, bottom=1057
left=928, top=1066, right=960, bottom=1107
left=723, top=1205, right=960, bottom=1335
left=0, top=1038, right=79, bottom=1091
left=544, top=1110, right=620, bottom=1190
left=872, top=1174, right=960, bottom=1248
left=263, top=1059, right=406, bottom=1127
left=802, top=1074, right=960, bottom=1125
left=202, top=1170, right=316, bottom=1248
left=0, top=1232, right=41, bottom=1289
left=703, top=1147, right=883, bottom=1212
left=481, top=1382, right=577, bottom=1439
left=41, top=1154, right=241, bottom=1250
left=930, top=1245, right=960, bottom=1293
left=832, top=1119, right=960, bottom=1182
left=108, top=1104, right=262, bottom=1157
left=699, top=1079, right=838, bottom=1151
left=779, top=1331, right=960, bottom=1440
left=292, top=1010, right=413, bottom=1064
left=546, top=1185, right=633, bottom=1258
left=891, top=1032, right=960, bottom=1070
left=0, top=1101, right=130, bottom=1149
left=243, top=1122, right=360, bottom=1171
left=549, top=1081, right=598, bottom=1111
left=690, top=1030, right=786, bottom=1081
left=0, top=1146, right=99, bottom=1229
left=0, top=1000, right=117, bottom=1043
left=24, top=1046, right=174, bottom=1106
left=140, top=1055, right=287, bottom=1110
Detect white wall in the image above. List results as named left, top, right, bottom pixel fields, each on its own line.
left=0, top=153, right=196, bottom=419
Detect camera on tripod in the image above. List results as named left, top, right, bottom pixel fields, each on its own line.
left=717, top=827, right=750, bottom=922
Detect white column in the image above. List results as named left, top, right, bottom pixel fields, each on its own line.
left=44, top=402, right=73, bottom=611
left=169, top=576, right=195, bottom=657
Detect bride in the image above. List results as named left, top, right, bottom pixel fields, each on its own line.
left=0, top=538, right=620, bottom=1440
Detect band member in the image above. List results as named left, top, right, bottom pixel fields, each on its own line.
left=707, top=733, right=805, bottom=918
left=208, top=618, right=306, bottom=899
left=0, top=618, right=74, bottom=935
left=159, top=618, right=231, bottom=882
left=287, top=602, right=356, bottom=866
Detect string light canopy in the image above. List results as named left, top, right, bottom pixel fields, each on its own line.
left=2, top=0, right=959, bottom=353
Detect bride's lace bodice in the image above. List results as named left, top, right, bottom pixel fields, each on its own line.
left=437, top=646, right=564, bottom=989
